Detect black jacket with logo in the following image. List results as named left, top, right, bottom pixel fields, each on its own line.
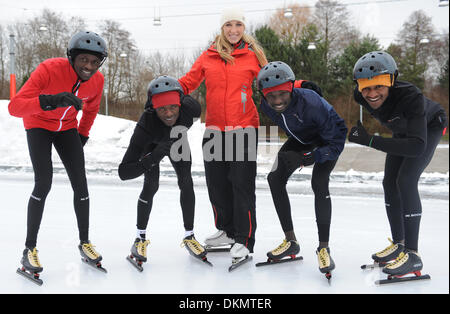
left=118, top=95, right=201, bottom=180
left=354, top=80, right=446, bottom=157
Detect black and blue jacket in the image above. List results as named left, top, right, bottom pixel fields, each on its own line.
left=261, top=88, right=347, bottom=163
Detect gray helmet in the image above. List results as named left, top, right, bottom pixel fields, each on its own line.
left=257, top=61, right=295, bottom=91
left=67, top=30, right=108, bottom=65
left=148, top=75, right=183, bottom=97
left=353, top=51, right=398, bottom=80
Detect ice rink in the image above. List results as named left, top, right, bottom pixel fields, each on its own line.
left=0, top=172, right=448, bottom=294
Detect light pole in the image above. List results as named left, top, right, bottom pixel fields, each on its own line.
left=307, top=42, right=316, bottom=50
left=9, top=34, right=16, bottom=99
left=284, top=8, right=293, bottom=18
left=104, top=86, right=109, bottom=116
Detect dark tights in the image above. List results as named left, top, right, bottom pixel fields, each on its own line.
left=382, top=127, right=443, bottom=251
left=25, top=128, right=89, bottom=248
left=267, top=137, right=337, bottom=243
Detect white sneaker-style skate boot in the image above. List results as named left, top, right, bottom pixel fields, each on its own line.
left=228, top=243, right=252, bottom=271
left=230, top=243, right=249, bottom=260
left=204, top=230, right=234, bottom=250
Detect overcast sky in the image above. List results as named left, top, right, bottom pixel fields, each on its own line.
left=1, top=0, right=448, bottom=58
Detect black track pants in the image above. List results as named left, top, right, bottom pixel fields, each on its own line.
left=25, top=128, right=89, bottom=248
left=382, top=127, right=443, bottom=251
left=202, top=128, right=258, bottom=252
left=267, top=137, right=337, bottom=243
left=136, top=156, right=195, bottom=232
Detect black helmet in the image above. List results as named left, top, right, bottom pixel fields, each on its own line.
left=353, top=51, right=398, bottom=81
left=148, top=75, right=183, bottom=97
left=145, top=75, right=184, bottom=110
left=67, top=31, right=108, bottom=65
left=257, top=61, right=295, bottom=91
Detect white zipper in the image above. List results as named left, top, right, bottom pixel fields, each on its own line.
left=56, top=106, right=72, bottom=132
left=281, top=113, right=307, bottom=144
left=56, top=89, right=79, bottom=132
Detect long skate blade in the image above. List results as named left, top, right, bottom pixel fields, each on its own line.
left=81, top=258, right=108, bottom=273
left=126, top=255, right=144, bottom=272
left=361, top=262, right=386, bottom=270
left=201, top=258, right=213, bottom=267
left=206, top=246, right=231, bottom=253
left=188, top=252, right=214, bottom=267
left=375, top=274, right=431, bottom=285
left=16, top=268, right=43, bottom=286
left=228, top=256, right=252, bottom=272
left=185, top=247, right=214, bottom=267
left=256, top=256, right=303, bottom=267
left=325, top=272, right=332, bottom=284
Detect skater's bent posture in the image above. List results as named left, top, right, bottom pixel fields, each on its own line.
left=118, top=76, right=205, bottom=267
left=8, top=31, right=108, bottom=278
left=349, top=51, right=447, bottom=277
left=257, top=61, right=347, bottom=276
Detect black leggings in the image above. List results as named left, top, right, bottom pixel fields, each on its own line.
left=25, top=128, right=89, bottom=248
left=267, top=137, right=337, bottom=243
left=382, top=127, right=443, bottom=251
left=136, top=157, right=195, bottom=231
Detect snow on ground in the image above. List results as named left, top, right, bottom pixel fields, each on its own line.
left=0, top=100, right=448, bottom=294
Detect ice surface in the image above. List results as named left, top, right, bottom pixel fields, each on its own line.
left=0, top=173, right=448, bottom=294
left=0, top=100, right=448, bottom=294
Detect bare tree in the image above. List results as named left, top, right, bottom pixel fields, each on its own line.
left=391, top=10, right=440, bottom=89
left=0, top=25, right=7, bottom=98
left=313, top=0, right=359, bottom=64
left=268, top=4, right=312, bottom=46
left=146, top=51, right=188, bottom=78
left=396, top=10, right=436, bottom=70
left=98, top=19, right=136, bottom=105
left=6, top=9, right=87, bottom=88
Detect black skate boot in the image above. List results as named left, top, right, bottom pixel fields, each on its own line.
left=316, top=247, right=335, bottom=282
left=79, top=241, right=107, bottom=273
left=256, top=239, right=303, bottom=267
left=371, top=238, right=405, bottom=265
left=182, top=234, right=212, bottom=266
left=16, top=247, right=44, bottom=285
left=376, top=251, right=430, bottom=284
left=127, top=238, right=150, bottom=272
left=267, top=239, right=300, bottom=260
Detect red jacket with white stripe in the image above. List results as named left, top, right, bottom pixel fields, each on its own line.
left=178, top=42, right=261, bottom=131
left=8, top=57, right=104, bottom=137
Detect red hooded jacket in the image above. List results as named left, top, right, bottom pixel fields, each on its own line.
left=8, top=57, right=104, bottom=137
left=179, top=42, right=261, bottom=131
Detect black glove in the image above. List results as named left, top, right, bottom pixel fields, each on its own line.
left=348, top=120, right=373, bottom=146
left=278, top=150, right=316, bottom=169
left=301, top=81, right=323, bottom=97
left=39, top=92, right=83, bottom=111
left=79, top=134, right=89, bottom=147
left=140, top=141, right=173, bottom=169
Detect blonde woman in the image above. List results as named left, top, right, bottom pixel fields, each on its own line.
left=178, top=7, right=267, bottom=269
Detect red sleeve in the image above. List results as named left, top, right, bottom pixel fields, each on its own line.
left=77, top=75, right=104, bottom=137
left=293, top=80, right=306, bottom=89
left=8, top=62, right=50, bottom=117
left=178, top=52, right=205, bottom=95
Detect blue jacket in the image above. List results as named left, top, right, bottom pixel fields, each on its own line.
left=261, top=88, right=347, bottom=163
